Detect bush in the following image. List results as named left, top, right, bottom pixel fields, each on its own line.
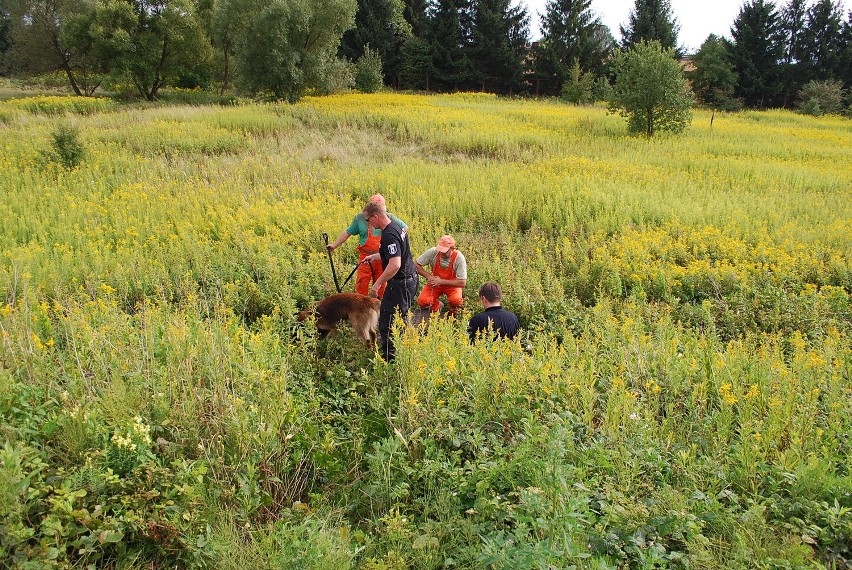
left=46, top=123, right=86, bottom=169
left=174, top=71, right=211, bottom=91
left=800, top=97, right=824, bottom=117
left=355, top=46, right=384, bottom=94
left=560, top=62, right=595, bottom=105
left=797, top=80, right=846, bottom=116
left=592, top=76, right=613, bottom=103
left=309, top=56, right=355, bottom=97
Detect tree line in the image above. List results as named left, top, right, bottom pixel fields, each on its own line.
left=0, top=0, right=850, bottom=110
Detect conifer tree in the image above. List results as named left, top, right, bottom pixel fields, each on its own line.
left=0, top=0, right=10, bottom=73
left=403, top=0, right=429, bottom=37
left=468, top=0, right=529, bottom=94
left=620, top=0, right=680, bottom=54
left=780, top=0, right=807, bottom=64
left=800, top=0, right=844, bottom=81
left=839, top=10, right=852, bottom=90
left=427, top=0, right=474, bottom=90
left=729, top=0, right=784, bottom=108
left=534, top=0, right=613, bottom=94
left=778, top=0, right=808, bottom=106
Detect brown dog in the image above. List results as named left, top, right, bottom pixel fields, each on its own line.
left=297, top=292, right=380, bottom=345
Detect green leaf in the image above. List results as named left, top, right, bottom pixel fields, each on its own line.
left=98, top=530, right=124, bottom=544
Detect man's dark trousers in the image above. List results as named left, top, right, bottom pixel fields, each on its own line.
left=379, top=275, right=418, bottom=361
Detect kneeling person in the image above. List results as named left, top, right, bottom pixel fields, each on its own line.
left=415, top=235, right=467, bottom=317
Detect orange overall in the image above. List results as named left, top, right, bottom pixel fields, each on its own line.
left=356, top=223, right=386, bottom=298
left=417, top=250, right=464, bottom=315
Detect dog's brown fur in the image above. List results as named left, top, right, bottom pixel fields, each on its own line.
left=297, top=292, right=380, bottom=345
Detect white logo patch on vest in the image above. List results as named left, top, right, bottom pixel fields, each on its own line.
left=388, top=244, right=398, bottom=255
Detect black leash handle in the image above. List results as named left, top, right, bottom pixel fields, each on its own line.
left=323, top=232, right=341, bottom=293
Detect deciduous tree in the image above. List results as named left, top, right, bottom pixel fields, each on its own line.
left=88, top=0, right=211, bottom=101
left=688, top=34, right=738, bottom=109
left=234, top=0, right=356, bottom=102
left=339, top=0, right=410, bottom=85
left=797, top=78, right=846, bottom=114
left=609, top=40, right=693, bottom=137
left=5, top=0, right=106, bottom=95
left=211, top=0, right=265, bottom=95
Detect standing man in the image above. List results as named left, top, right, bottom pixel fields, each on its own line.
left=415, top=235, right=467, bottom=317
left=326, top=194, right=407, bottom=299
left=361, top=201, right=418, bottom=361
left=467, top=282, right=520, bottom=343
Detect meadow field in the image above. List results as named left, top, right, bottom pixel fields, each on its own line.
left=1, top=92, right=850, bottom=569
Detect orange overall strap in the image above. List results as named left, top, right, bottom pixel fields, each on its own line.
left=432, top=250, right=458, bottom=280
left=358, top=221, right=381, bottom=255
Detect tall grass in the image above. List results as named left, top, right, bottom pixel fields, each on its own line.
left=1, top=93, right=850, bottom=568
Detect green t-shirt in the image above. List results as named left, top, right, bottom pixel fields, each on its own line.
left=346, top=212, right=407, bottom=246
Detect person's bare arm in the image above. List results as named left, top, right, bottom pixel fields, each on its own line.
left=327, top=230, right=351, bottom=251
left=433, top=277, right=466, bottom=288
left=415, top=262, right=432, bottom=280
left=370, top=257, right=401, bottom=296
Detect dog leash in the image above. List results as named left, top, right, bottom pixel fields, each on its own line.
left=341, top=262, right=361, bottom=290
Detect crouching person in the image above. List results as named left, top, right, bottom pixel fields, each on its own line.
left=415, top=235, right=467, bottom=317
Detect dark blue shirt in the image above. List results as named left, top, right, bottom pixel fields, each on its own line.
left=379, top=221, right=416, bottom=280
left=468, top=306, right=521, bottom=343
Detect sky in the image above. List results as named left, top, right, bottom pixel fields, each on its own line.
left=521, top=0, right=747, bottom=54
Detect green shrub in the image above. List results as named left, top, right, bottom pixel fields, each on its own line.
left=47, top=123, right=86, bottom=169
left=592, top=76, right=613, bottom=102
left=560, top=61, right=595, bottom=105
left=355, top=46, right=384, bottom=94
left=174, top=71, right=211, bottom=91
left=314, top=57, right=356, bottom=96
left=797, top=80, right=846, bottom=116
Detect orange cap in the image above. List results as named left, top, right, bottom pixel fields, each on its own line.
left=436, top=235, right=455, bottom=253
left=370, top=193, right=386, bottom=206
